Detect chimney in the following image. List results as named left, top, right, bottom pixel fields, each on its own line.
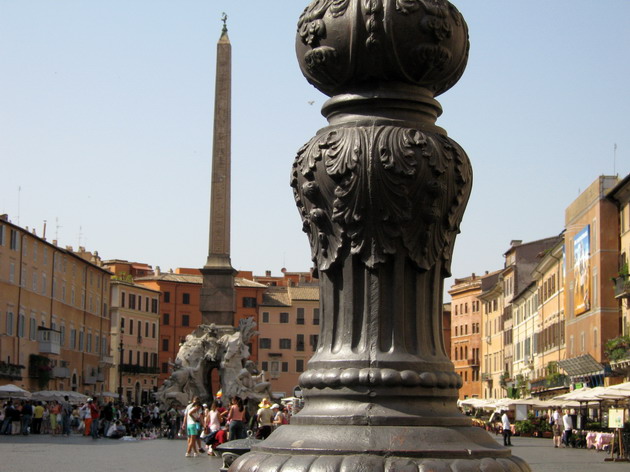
left=265, top=270, right=271, bottom=277
left=155, top=266, right=161, bottom=276
left=0, top=214, right=8, bottom=221
left=510, top=240, right=522, bottom=247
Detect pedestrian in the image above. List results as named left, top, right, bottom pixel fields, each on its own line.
left=255, top=398, right=274, bottom=440
left=226, top=396, right=247, bottom=441
left=501, top=409, right=512, bottom=446
left=1, top=401, right=13, bottom=435
left=80, top=400, right=92, bottom=436
left=88, top=398, right=100, bottom=439
left=20, top=400, right=33, bottom=435
left=60, top=395, right=72, bottom=436
left=562, top=409, right=573, bottom=447
left=272, top=404, right=288, bottom=427
left=551, top=407, right=562, bottom=448
left=49, top=400, right=61, bottom=435
left=32, top=401, right=44, bottom=434
left=184, top=397, right=203, bottom=457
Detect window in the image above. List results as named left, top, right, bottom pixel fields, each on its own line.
left=145, top=322, right=149, bottom=337
left=87, top=333, right=92, bottom=353
left=262, top=312, right=269, bottom=323
left=60, top=325, right=66, bottom=347
left=162, top=339, right=169, bottom=351
left=163, top=313, right=170, bottom=325
left=164, top=291, right=171, bottom=303
left=17, top=313, right=25, bottom=338
left=182, top=314, right=190, bottom=327
left=243, top=297, right=256, bottom=308
left=261, top=361, right=268, bottom=371
left=128, top=351, right=133, bottom=364
left=5, top=310, right=13, bottom=335
left=121, top=317, right=125, bottom=332
left=152, top=323, right=156, bottom=338
left=310, top=334, right=319, bottom=351
left=296, top=308, right=305, bottom=325
left=129, top=293, right=136, bottom=309
left=162, top=362, right=169, bottom=374
left=183, top=293, right=190, bottom=305
left=151, top=299, right=158, bottom=314
left=297, top=334, right=305, bottom=351
left=296, top=359, right=305, bottom=372
left=145, top=297, right=149, bottom=312
left=259, top=338, right=271, bottom=349
left=129, top=319, right=134, bottom=335
left=29, top=317, right=36, bottom=341
left=70, top=329, right=76, bottom=349
left=79, top=330, right=84, bottom=351
left=280, top=312, right=289, bottom=323
left=279, top=338, right=291, bottom=349
left=143, top=352, right=149, bottom=366
left=313, top=308, right=320, bottom=325
left=281, top=362, right=288, bottom=373
left=137, top=320, right=141, bottom=336
left=0, top=225, right=4, bottom=245
left=10, top=229, right=18, bottom=251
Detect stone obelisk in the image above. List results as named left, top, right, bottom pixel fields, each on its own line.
left=200, top=14, right=236, bottom=327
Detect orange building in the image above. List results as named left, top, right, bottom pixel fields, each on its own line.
left=258, top=283, right=320, bottom=398
left=122, top=266, right=267, bottom=388
left=0, top=215, right=113, bottom=395
left=561, top=176, right=620, bottom=386
left=448, top=274, right=483, bottom=399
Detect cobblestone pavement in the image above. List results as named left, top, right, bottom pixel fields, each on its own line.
left=0, top=433, right=628, bottom=472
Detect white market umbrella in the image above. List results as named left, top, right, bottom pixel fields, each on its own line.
left=0, top=384, right=31, bottom=399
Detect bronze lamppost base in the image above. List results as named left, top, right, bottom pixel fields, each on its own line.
left=232, top=425, right=528, bottom=471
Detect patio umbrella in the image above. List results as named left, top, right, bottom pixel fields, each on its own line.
left=0, top=384, right=30, bottom=399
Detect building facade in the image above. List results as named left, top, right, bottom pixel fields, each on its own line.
left=478, top=270, right=505, bottom=399
left=449, top=274, right=482, bottom=399
left=561, top=176, right=620, bottom=386
left=530, top=239, right=567, bottom=398
left=258, top=284, right=320, bottom=398
left=109, top=278, right=160, bottom=404
left=0, top=215, right=112, bottom=394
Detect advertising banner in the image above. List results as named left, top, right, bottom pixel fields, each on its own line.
left=573, top=226, right=591, bottom=316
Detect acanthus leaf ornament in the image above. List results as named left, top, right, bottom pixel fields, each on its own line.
left=292, top=124, right=472, bottom=273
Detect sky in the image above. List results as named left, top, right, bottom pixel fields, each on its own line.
left=1, top=1, right=629, bottom=298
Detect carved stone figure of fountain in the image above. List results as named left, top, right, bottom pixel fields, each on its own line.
left=231, top=1, right=530, bottom=470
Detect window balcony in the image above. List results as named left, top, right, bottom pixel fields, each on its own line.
left=0, top=361, right=24, bottom=380
left=481, top=373, right=492, bottom=382
left=99, top=355, right=115, bottom=367
left=37, top=327, right=61, bottom=355
left=52, top=366, right=70, bottom=379
left=613, top=276, right=630, bottom=299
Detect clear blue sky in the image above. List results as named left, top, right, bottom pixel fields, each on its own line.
left=1, top=1, right=629, bottom=297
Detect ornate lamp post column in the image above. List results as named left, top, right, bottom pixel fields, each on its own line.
left=232, top=1, right=529, bottom=470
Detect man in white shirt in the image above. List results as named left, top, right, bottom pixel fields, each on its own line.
left=501, top=410, right=512, bottom=446
left=562, top=410, right=573, bottom=447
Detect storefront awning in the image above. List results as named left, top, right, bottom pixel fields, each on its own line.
left=558, top=354, right=604, bottom=377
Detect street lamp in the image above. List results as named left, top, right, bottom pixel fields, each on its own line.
left=118, top=327, right=124, bottom=405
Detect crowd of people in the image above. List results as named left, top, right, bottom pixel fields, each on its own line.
left=0, top=393, right=296, bottom=456
left=0, top=397, right=185, bottom=440
left=180, top=395, right=292, bottom=457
